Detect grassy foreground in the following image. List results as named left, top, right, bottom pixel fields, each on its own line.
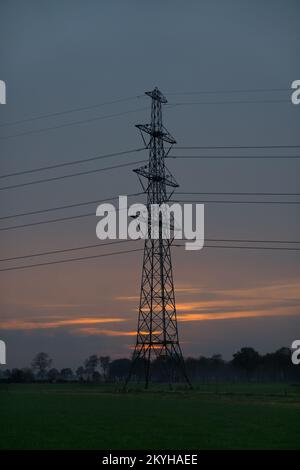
left=0, top=383, right=300, bottom=449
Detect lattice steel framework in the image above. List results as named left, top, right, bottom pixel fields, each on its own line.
left=125, top=87, right=191, bottom=389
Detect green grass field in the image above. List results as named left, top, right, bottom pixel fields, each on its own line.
left=0, top=383, right=300, bottom=449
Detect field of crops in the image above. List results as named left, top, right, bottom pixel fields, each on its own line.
left=0, top=383, right=300, bottom=449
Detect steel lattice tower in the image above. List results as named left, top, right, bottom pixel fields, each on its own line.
left=125, top=87, right=191, bottom=389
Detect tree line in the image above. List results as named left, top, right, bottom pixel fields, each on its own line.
left=0, top=347, right=299, bottom=383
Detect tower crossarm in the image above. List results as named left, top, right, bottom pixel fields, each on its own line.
left=133, top=166, right=179, bottom=188
left=135, top=124, right=177, bottom=144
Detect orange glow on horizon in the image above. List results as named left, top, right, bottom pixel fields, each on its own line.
left=177, top=309, right=300, bottom=322
left=1, top=279, right=299, bottom=335
left=77, top=328, right=161, bottom=337
left=0, top=317, right=126, bottom=331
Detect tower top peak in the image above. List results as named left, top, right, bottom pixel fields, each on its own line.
left=145, top=87, right=167, bottom=104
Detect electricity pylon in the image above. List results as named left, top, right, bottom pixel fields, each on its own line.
left=125, top=87, right=192, bottom=389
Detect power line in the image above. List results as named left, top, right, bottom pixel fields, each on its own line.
left=0, top=192, right=143, bottom=221
left=176, top=192, right=300, bottom=196
left=172, top=199, right=300, bottom=205
left=0, top=239, right=136, bottom=262
left=0, top=88, right=288, bottom=129
left=0, top=95, right=144, bottom=128
left=175, top=244, right=300, bottom=252
left=172, top=145, right=300, bottom=150
left=3, top=148, right=297, bottom=183
left=0, top=147, right=145, bottom=179
left=0, top=205, right=130, bottom=233
left=0, top=106, right=149, bottom=140
left=1, top=190, right=297, bottom=222
left=1, top=196, right=298, bottom=232
left=0, top=87, right=288, bottom=128
left=1, top=99, right=294, bottom=141
left=0, top=247, right=144, bottom=272
left=2, top=191, right=297, bottom=222
left=168, top=155, right=300, bottom=159
left=0, top=211, right=95, bottom=232
left=0, top=243, right=299, bottom=273
left=167, top=87, right=290, bottom=96
left=169, top=99, right=289, bottom=107
left=205, top=238, right=300, bottom=244
left=1, top=237, right=299, bottom=263
left=0, top=193, right=145, bottom=232
left=0, top=159, right=147, bottom=192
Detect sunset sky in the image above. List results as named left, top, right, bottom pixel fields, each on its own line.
left=0, top=0, right=299, bottom=369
